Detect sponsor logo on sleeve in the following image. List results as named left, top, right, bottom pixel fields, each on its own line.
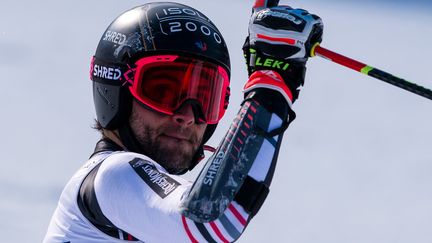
left=129, top=158, right=180, bottom=198
left=203, top=151, right=225, bottom=186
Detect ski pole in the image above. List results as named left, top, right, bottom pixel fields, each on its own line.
left=253, top=0, right=280, bottom=11
left=252, top=0, right=432, bottom=101
left=311, top=44, right=432, bottom=101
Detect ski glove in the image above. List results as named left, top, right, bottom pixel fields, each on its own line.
left=243, top=5, right=323, bottom=104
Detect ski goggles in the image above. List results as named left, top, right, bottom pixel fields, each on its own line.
left=126, top=55, right=230, bottom=124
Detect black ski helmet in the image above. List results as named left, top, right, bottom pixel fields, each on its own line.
left=90, top=2, right=231, bottom=170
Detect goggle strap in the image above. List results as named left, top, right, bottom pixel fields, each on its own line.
left=90, top=56, right=129, bottom=84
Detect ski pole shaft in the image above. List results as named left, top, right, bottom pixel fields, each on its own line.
left=311, top=44, right=432, bottom=101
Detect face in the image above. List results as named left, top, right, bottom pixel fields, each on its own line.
left=129, top=100, right=207, bottom=173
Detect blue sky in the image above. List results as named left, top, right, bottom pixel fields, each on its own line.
left=1, top=0, right=431, bottom=242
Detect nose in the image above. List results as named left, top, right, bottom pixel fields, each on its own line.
left=172, top=104, right=195, bottom=127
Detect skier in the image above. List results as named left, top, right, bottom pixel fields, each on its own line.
left=44, top=2, right=323, bottom=242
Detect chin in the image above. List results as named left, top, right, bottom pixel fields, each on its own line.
left=152, top=147, right=195, bottom=172
left=159, top=158, right=193, bottom=174
left=140, top=135, right=198, bottom=173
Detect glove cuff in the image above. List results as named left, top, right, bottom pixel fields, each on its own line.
left=243, top=70, right=294, bottom=108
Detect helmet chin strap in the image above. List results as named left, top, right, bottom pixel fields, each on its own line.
left=118, top=122, right=204, bottom=175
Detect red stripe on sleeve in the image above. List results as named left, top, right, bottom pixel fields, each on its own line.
left=209, top=222, right=230, bottom=243
left=249, top=104, right=257, bottom=114
left=228, top=204, right=247, bottom=226
left=181, top=216, right=199, bottom=243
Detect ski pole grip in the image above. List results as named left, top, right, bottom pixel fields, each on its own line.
left=253, top=0, right=280, bottom=12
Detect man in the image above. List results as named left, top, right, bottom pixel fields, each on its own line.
left=44, top=2, right=323, bottom=242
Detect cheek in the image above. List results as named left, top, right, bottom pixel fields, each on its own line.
left=197, top=124, right=207, bottom=140
left=131, top=101, right=168, bottom=125
left=129, top=105, right=160, bottom=137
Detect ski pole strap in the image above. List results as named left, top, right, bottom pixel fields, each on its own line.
left=312, top=45, right=432, bottom=101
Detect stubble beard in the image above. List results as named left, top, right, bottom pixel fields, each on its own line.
left=132, top=123, right=202, bottom=174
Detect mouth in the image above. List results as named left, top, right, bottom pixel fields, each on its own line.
left=161, top=133, right=192, bottom=143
